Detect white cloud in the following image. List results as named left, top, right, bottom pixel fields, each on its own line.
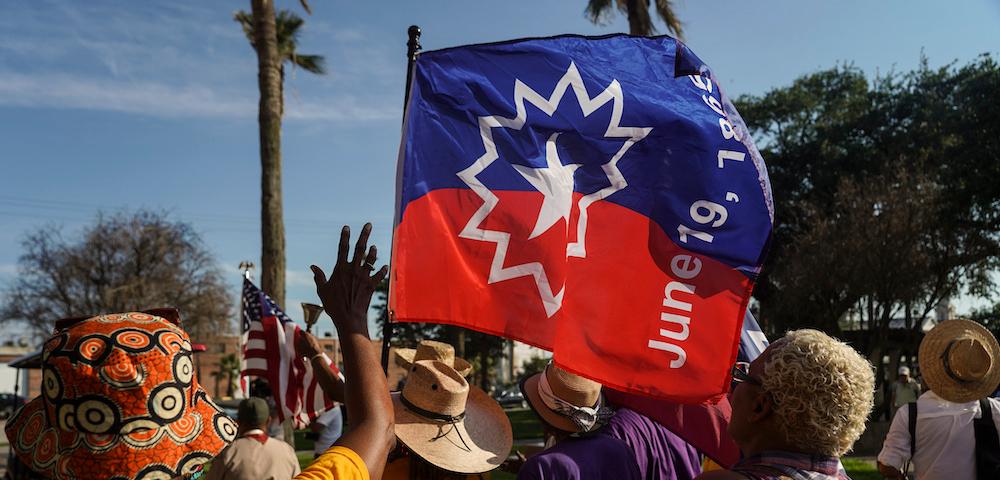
left=0, top=73, right=254, bottom=118
left=286, top=269, right=317, bottom=288
left=0, top=2, right=400, bottom=123
left=0, top=72, right=398, bottom=122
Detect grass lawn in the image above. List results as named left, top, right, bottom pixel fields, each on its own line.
left=297, top=452, right=315, bottom=470
left=841, top=458, right=881, bottom=480
left=293, top=429, right=315, bottom=452
left=506, top=407, right=543, bottom=440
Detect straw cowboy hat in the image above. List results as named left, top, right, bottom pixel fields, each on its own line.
left=394, top=340, right=473, bottom=377
left=392, top=360, right=512, bottom=474
left=5, top=310, right=235, bottom=479
left=521, top=363, right=612, bottom=433
left=919, top=319, right=1000, bottom=403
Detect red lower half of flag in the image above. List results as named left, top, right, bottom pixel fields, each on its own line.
left=392, top=188, right=753, bottom=403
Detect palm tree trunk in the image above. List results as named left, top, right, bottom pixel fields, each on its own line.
left=625, top=0, right=653, bottom=36
left=251, top=0, right=286, bottom=308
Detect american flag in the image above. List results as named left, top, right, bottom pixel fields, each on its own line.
left=241, top=278, right=338, bottom=429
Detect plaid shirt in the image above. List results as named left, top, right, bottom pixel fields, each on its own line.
left=731, top=451, right=850, bottom=480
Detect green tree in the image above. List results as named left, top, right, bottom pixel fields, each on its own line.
left=521, top=354, right=551, bottom=377
left=971, top=302, right=1000, bottom=340
left=371, top=278, right=445, bottom=346
left=372, top=279, right=507, bottom=391
left=585, top=0, right=683, bottom=37
left=735, top=56, right=1000, bottom=343
left=234, top=2, right=326, bottom=309
left=213, top=353, right=241, bottom=398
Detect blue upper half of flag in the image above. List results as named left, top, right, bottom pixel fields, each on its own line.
left=398, top=34, right=773, bottom=274
left=242, top=279, right=294, bottom=332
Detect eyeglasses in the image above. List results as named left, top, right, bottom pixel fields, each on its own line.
left=731, top=362, right=763, bottom=391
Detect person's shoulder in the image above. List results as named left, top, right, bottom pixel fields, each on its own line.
left=605, top=407, right=680, bottom=445
left=297, top=446, right=368, bottom=480
left=275, top=438, right=298, bottom=454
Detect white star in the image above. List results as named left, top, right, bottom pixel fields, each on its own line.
left=456, top=62, right=651, bottom=317
left=513, top=132, right=581, bottom=239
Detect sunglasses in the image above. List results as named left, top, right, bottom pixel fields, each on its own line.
left=730, top=362, right=763, bottom=391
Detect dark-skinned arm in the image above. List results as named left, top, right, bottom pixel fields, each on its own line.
left=296, top=224, right=394, bottom=480
left=295, top=331, right=346, bottom=403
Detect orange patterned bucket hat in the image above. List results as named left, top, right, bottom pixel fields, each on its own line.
left=5, top=311, right=236, bottom=479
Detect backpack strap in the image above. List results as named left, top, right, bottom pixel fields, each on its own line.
left=974, top=398, right=1000, bottom=480
left=908, top=402, right=918, bottom=458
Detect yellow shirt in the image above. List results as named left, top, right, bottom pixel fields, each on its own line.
left=295, top=446, right=369, bottom=480
left=382, top=457, right=490, bottom=479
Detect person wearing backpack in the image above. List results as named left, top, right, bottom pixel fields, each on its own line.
left=877, top=320, right=1000, bottom=480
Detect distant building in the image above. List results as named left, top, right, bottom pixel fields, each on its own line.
left=0, top=343, right=40, bottom=399
left=496, top=340, right=550, bottom=385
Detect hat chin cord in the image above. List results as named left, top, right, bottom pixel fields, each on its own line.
left=399, top=394, right=472, bottom=452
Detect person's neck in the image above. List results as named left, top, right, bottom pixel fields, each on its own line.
left=739, top=429, right=810, bottom=458
left=237, top=425, right=267, bottom=437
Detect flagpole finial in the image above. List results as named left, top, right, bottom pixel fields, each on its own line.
left=407, top=25, right=421, bottom=61
left=239, top=261, right=255, bottom=280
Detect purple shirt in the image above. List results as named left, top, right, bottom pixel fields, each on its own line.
left=517, top=433, right=641, bottom=480
left=602, top=408, right=703, bottom=480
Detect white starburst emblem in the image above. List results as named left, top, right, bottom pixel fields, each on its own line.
left=456, top=62, right=652, bottom=317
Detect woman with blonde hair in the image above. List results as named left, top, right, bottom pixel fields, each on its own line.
left=698, top=329, right=875, bottom=480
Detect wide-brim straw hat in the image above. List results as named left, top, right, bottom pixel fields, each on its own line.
left=5, top=311, right=234, bottom=479
left=392, top=360, right=512, bottom=474
left=919, top=319, right=1000, bottom=403
left=521, top=363, right=603, bottom=433
left=395, top=340, right=473, bottom=377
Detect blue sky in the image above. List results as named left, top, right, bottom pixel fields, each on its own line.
left=1, top=0, right=998, bottom=336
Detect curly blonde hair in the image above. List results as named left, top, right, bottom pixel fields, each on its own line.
left=761, top=329, right=875, bottom=456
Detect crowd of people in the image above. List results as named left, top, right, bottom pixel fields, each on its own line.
left=4, top=224, right=999, bottom=480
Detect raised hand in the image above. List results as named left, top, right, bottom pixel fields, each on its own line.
left=295, top=330, right=323, bottom=359
left=310, top=223, right=388, bottom=335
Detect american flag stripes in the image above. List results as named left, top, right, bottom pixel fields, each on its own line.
left=241, top=278, right=338, bottom=429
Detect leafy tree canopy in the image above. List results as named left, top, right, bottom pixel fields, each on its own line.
left=736, top=55, right=1000, bottom=342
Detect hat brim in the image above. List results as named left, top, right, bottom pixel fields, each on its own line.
left=919, top=319, right=1000, bottom=403
left=6, top=388, right=233, bottom=479
left=520, top=373, right=581, bottom=433
left=392, top=386, right=512, bottom=474
left=394, top=348, right=417, bottom=368
left=395, top=349, right=473, bottom=377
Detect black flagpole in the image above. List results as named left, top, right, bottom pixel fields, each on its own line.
left=381, top=25, right=421, bottom=377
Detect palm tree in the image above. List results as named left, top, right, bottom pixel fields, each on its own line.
left=585, top=0, right=684, bottom=38
left=213, top=353, right=241, bottom=398
left=235, top=3, right=326, bottom=309
left=234, top=9, right=327, bottom=116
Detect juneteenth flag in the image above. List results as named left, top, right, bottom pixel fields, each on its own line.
left=391, top=34, right=772, bottom=403
left=607, top=309, right=771, bottom=467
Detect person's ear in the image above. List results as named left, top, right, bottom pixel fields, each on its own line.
left=746, top=390, right=775, bottom=423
